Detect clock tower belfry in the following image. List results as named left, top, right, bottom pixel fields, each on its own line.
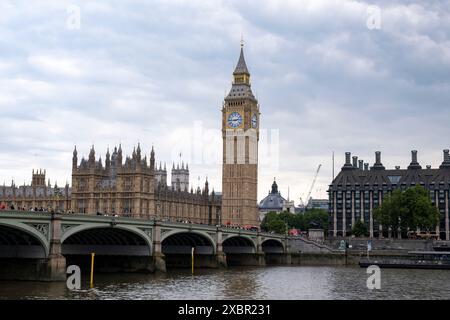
left=221, top=43, right=260, bottom=227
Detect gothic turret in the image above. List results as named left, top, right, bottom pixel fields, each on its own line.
left=105, top=147, right=111, bottom=171
left=136, top=143, right=141, bottom=160
left=204, top=178, right=209, bottom=197
left=88, top=145, right=95, bottom=165
left=117, top=144, right=123, bottom=166
left=150, top=146, right=155, bottom=170
left=171, top=160, right=189, bottom=191
left=72, top=145, right=78, bottom=170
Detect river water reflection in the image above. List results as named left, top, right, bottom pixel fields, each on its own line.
left=1, top=266, right=449, bottom=300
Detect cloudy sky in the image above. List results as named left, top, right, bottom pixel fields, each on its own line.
left=1, top=0, right=450, bottom=203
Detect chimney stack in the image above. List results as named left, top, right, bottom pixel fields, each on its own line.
left=364, top=163, right=369, bottom=171
left=352, top=156, right=358, bottom=168
left=375, top=151, right=381, bottom=164
left=359, top=160, right=364, bottom=170
left=412, top=150, right=418, bottom=163
left=440, top=149, right=450, bottom=169
left=408, top=150, right=422, bottom=170
left=342, top=152, right=354, bottom=170
left=371, top=151, right=385, bottom=170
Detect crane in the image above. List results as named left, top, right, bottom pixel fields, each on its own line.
left=304, top=164, right=322, bottom=210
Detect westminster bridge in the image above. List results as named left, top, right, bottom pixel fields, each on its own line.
left=0, top=211, right=301, bottom=281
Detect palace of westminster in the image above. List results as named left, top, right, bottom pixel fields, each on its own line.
left=5, top=44, right=448, bottom=239
left=0, top=44, right=261, bottom=227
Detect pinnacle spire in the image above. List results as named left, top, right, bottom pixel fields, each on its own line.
left=233, top=45, right=250, bottom=75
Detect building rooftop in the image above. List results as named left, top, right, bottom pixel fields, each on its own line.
left=329, top=150, right=450, bottom=191
left=259, top=180, right=286, bottom=211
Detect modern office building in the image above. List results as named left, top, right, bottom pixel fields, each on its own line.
left=328, top=150, right=450, bottom=240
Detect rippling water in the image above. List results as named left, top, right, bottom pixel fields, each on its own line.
left=1, top=266, right=450, bottom=300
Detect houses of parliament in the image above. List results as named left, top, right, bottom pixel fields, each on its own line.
left=0, top=44, right=261, bottom=227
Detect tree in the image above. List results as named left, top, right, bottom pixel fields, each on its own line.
left=302, top=209, right=329, bottom=234
left=352, top=220, right=369, bottom=237
left=374, top=189, right=405, bottom=238
left=374, top=185, right=440, bottom=238
left=403, top=185, right=440, bottom=231
left=261, top=209, right=329, bottom=235
left=267, top=218, right=288, bottom=235
left=261, top=211, right=279, bottom=232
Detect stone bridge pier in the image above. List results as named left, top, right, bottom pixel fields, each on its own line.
left=0, top=213, right=66, bottom=281
left=45, top=214, right=66, bottom=281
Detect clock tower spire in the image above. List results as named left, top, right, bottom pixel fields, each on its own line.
left=221, top=43, right=260, bottom=227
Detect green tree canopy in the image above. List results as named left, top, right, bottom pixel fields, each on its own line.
left=261, top=209, right=328, bottom=235
left=351, top=220, right=369, bottom=237
left=374, top=185, right=440, bottom=238
left=266, top=218, right=288, bottom=235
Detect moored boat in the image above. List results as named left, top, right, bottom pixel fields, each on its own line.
left=359, top=251, right=450, bottom=269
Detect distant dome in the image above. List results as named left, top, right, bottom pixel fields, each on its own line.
left=259, top=179, right=286, bottom=211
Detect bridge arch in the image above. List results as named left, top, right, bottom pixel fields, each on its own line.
left=261, top=238, right=285, bottom=253
left=0, top=222, right=49, bottom=258
left=222, top=235, right=257, bottom=254
left=61, top=224, right=152, bottom=256
left=161, top=230, right=216, bottom=255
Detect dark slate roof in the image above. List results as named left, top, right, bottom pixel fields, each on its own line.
left=233, top=47, right=250, bottom=75
left=329, top=150, right=450, bottom=192
left=259, top=181, right=286, bottom=210
left=259, top=193, right=286, bottom=210
left=329, top=166, right=450, bottom=191
left=226, top=47, right=256, bottom=101
left=226, top=84, right=255, bottom=100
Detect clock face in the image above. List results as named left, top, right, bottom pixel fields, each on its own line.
left=251, top=114, right=258, bottom=128
left=227, top=112, right=242, bottom=128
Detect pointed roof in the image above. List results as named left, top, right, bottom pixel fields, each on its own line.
left=226, top=44, right=256, bottom=101
left=233, top=46, right=250, bottom=75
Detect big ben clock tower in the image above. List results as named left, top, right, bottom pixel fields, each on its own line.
left=222, top=43, right=260, bottom=227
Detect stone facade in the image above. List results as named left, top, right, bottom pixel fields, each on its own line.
left=70, top=144, right=221, bottom=224
left=221, top=45, right=260, bottom=227
left=0, top=46, right=266, bottom=227
left=0, top=169, right=71, bottom=212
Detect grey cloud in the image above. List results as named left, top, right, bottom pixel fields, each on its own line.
left=0, top=0, right=449, bottom=202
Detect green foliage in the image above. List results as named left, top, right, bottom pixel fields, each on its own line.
left=267, top=218, right=288, bottom=235
left=374, top=185, right=440, bottom=238
left=260, top=212, right=279, bottom=231
left=351, top=220, right=369, bottom=237
left=261, top=209, right=328, bottom=235
left=303, top=209, right=329, bottom=233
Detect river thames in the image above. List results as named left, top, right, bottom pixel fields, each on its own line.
left=1, top=266, right=449, bottom=300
